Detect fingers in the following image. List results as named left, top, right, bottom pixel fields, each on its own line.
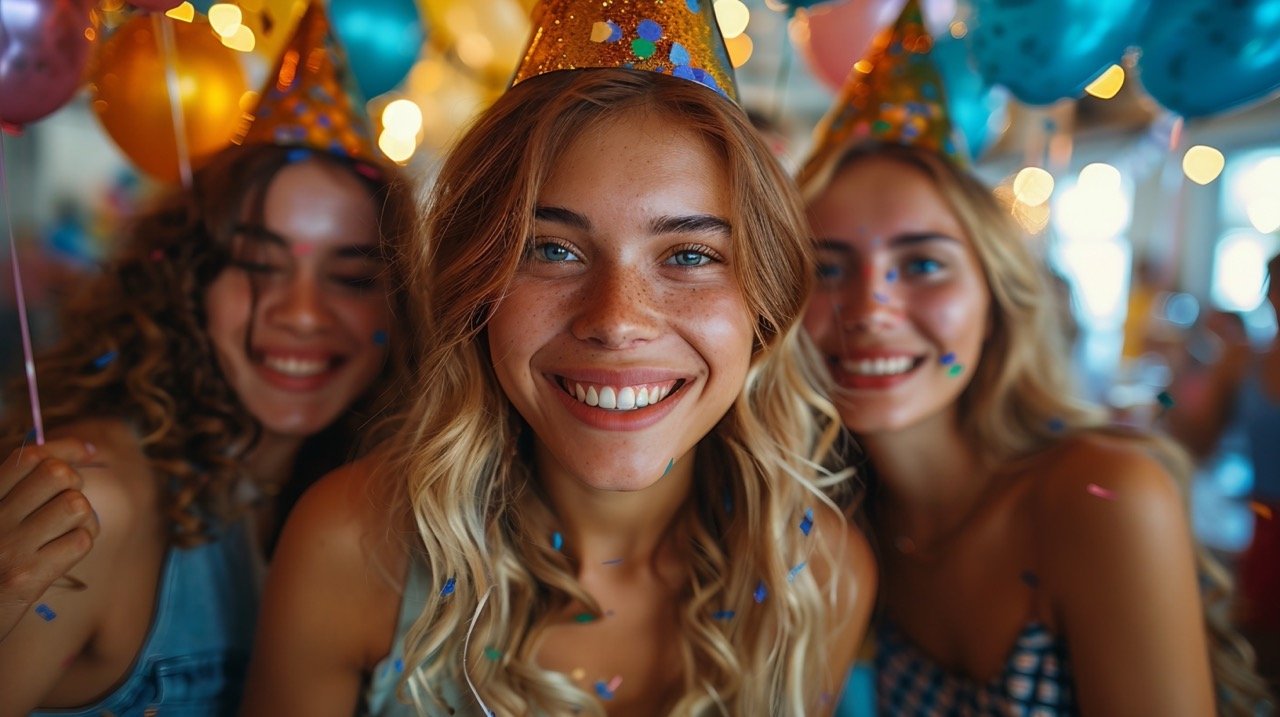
left=20, top=488, right=100, bottom=548
left=0, top=438, right=96, bottom=505
left=0, top=459, right=90, bottom=534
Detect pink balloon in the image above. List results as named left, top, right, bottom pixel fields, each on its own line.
left=129, top=0, right=184, bottom=11
left=794, top=0, right=906, bottom=92
left=0, top=0, right=96, bottom=127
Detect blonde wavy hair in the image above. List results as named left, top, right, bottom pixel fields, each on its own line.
left=799, top=141, right=1273, bottom=715
left=0, top=145, right=418, bottom=548
left=389, top=69, right=854, bottom=715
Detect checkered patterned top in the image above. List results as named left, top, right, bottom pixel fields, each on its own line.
left=875, top=619, right=1076, bottom=716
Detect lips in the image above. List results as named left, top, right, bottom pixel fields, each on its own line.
left=829, top=352, right=923, bottom=390
left=253, top=350, right=345, bottom=391
left=546, top=370, right=690, bottom=430
left=558, top=377, right=682, bottom=411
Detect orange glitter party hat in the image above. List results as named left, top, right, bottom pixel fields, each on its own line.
left=512, top=0, right=739, bottom=104
left=233, top=2, right=380, bottom=164
left=808, top=0, right=958, bottom=166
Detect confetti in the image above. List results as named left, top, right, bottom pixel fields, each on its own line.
left=939, top=352, right=956, bottom=365
left=948, top=364, right=964, bottom=377
left=93, top=351, right=117, bottom=369
left=285, top=147, right=311, bottom=163
left=1020, top=570, right=1039, bottom=588
left=712, top=609, right=735, bottom=621
left=787, top=562, right=808, bottom=583
left=1047, top=417, right=1065, bottom=433
left=602, top=558, right=623, bottom=566
left=873, top=292, right=890, bottom=304
left=393, top=657, right=404, bottom=673
left=34, top=603, right=56, bottom=621
left=662, top=458, right=675, bottom=477
left=799, top=508, right=814, bottom=536
left=1251, top=502, right=1273, bottom=521
left=885, top=269, right=898, bottom=282
left=1157, top=391, right=1175, bottom=411
left=552, top=531, right=563, bottom=551
left=440, top=577, right=456, bottom=597
left=483, top=646, right=503, bottom=661
left=594, top=680, right=617, bottom=700
left=607, top=675, right=623, bottom=692
left=372, top=329, right=388, bottom=346
left=1085, top=483, right=1115, bottom=501
left=753, top=580, right=767, bottom=604
left=573, top=612, right=596, bottom=624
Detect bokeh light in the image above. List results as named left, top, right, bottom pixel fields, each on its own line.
left=1183, top=145, right=1225, bottom=185
left=1084, top=64, right=1124, bottom=99
left=714, top=0, right=750, bottom=39
left=726, top=33, right=753, bottom=68
left=381, top=99, right=423, bottom=138
left=1013, top=166, right=1054, bottom=206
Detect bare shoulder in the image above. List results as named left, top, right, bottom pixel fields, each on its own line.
left=46, top=417, right=158, bottom=541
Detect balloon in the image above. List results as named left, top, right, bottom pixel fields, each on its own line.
left=793, top=0, right=906, bottom=93
left=778, top=0, right=842, bottom=14
left=416, top=0, right=530, bottom=89
left=0, top=0, right=96, bottom=127
left=1138, top=0, right=1280, bottom=118
left=965, top=0, right=1149, bottom=106
left=330, top=0, right=424, bottom=99
left=89, top=16, right=247, bottom=182
left=931, top=33, right=1007, bottom=159
left=129, top=0, right=184, bottom=11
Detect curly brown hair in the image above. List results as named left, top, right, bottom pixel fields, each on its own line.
left=0, top=144, right=419, bottom=548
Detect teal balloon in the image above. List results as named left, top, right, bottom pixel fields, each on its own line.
left=1138, top=0, right=1280, bottom=118
left=965, top=0, right=1150, bottom=106
left=189, top=0, right=212, bottom=12
left=330, top=0, right=424, bottom=99
left=933, top=35, right=1008, bottom=160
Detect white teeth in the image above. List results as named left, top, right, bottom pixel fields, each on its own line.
left=842, top=356, right=914, bottom=376
left=264, top=356, right=328, bottom=377
left=598, top=386, right=617, bottom=409
left=617, top=386, right=636, bottom=410
left=566, top=380, right=676, bottom=411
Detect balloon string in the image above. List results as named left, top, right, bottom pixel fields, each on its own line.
left=154, top=13, right=193, bottom=190
left=0, top=132, right=45, bottom=445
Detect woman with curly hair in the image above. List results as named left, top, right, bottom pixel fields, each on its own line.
left=0, top=138, right=417, bottom=715
left=802, top=139, right=1273, bottom=716
left=242, top=54, right=876, bottom=717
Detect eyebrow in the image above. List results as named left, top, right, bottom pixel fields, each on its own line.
left=534, top=206, right=731, bottom=237
left=233, top=224, right=382, bottom=259
left=814, top=232, right=960, bottom=251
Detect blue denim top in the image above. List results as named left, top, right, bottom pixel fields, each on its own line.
left=30, top=520, right=260, bottom=717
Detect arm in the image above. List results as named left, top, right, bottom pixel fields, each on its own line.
left=811, top=508, right=877, bottom=715
left=240, top=456, right=404, bottom=717
left=1036, top=439, right=1215, bottom=717
left=0, top=430, right=141, bottom=716
left=0, top=438, right=100, bottom=642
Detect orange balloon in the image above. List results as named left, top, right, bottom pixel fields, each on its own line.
left=89, top=15, right=247, bottom=182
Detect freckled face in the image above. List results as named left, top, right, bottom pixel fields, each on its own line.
left=486, top=113, right=754, bottom=491
left=203, top=160, right=392, bottom=442
left=802, top=158, right=991, bottom=436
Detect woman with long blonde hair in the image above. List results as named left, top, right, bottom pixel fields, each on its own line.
left=802, top=139, right=1273, bottom=716
left=243, top=60, right=876, bottom=716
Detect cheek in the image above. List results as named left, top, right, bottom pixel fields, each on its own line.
left=668, top=287, right=754, bottom=368
left=203, top=273, right=252, bottom=357
left=802, top=292, right=838, bottom=341
left=920, top=283, right=990, bottom=354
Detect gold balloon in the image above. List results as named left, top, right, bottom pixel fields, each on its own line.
left=89, top=15, right=247, bottom=182
left=417, top=0, right=530, bottom=88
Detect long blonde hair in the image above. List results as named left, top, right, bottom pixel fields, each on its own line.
left=800, top=141, right=1273, bottom=715
left=389, top=69, right=852, bottom=715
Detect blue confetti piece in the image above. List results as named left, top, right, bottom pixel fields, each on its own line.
left=552, top=531, right=563, bottom=551
left=885, top=269, right=898, bottom=282
left=92, top=350, right=117, bottom=369
left=662, top=458, right=674, bottom=478
left=799, top=508, right=814, bottom=536
left=873, top=292, right=890, bottom=304
left=712, top=609, right=735, bottom=621
left=636, top=18, right=662, bottom=41
left=440, top=577, right=456, bottom=597
left=285, top=147, right=310, bottom=163
left=753, top=580, right=767, bottom=604
left=594, top=680, right=615, bottom=700
left=372, top=329, right=388, bottom=346
left=669, top=42, right=690, bottom=66
left=787, top=562, right=807, bottom=583
left=394, top=657, right=404, bottom=673
left=316, top=113, right=332, bottom=129
left=685, top=0, right=699, bottom=11
left=605, top=20, right=622, bottom=43
left=1047, top=417, right=1065, bottom=433
left=34, top=603, right=56, bottom=621
left=940, top=352, right=956, bottom=365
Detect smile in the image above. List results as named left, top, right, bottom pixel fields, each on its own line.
left=557, top=377, right=683, bottom=412
left=839, top=356, right=918, bottom=377
left=262, top=355, right=333, bottom=378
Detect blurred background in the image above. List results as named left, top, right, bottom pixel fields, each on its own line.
left=2, top=0, right=1279, bottom=557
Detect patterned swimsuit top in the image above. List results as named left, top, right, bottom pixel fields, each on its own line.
left=875, top=619, right=1077, bottom=716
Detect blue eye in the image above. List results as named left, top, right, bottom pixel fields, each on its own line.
left=905, top=257, right=943, bottom=275
left=816, top=263, right=845, bottom=281
left=533, top=242, right=578, bottom=263
left=669, top=250, right=712, bottom=267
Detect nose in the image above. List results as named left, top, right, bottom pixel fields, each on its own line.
left=834, top=265, right=899, bottom=335
left=570, top=264, right=661, bottom=349
left=264, top=272, right=335, bottom=335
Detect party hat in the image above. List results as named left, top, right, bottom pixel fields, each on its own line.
left=233, top=1, right=381, bottom=164
left=511, top=0, right=739, bottom=104
left=806, top=0, right=958, bottom=168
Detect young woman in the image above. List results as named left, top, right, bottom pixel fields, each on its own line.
left=0, top=142, right=417, bottom=715
left=242, top=68, right=876, bottom=716
left=801, top=141, right=1272, bottom=716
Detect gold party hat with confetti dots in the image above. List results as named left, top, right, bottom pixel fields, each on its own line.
left=233, top=1, right=381, bottom=164
left=805, top=0, right=957, bottom=172
left=511, top=0, right=739, bottom=103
